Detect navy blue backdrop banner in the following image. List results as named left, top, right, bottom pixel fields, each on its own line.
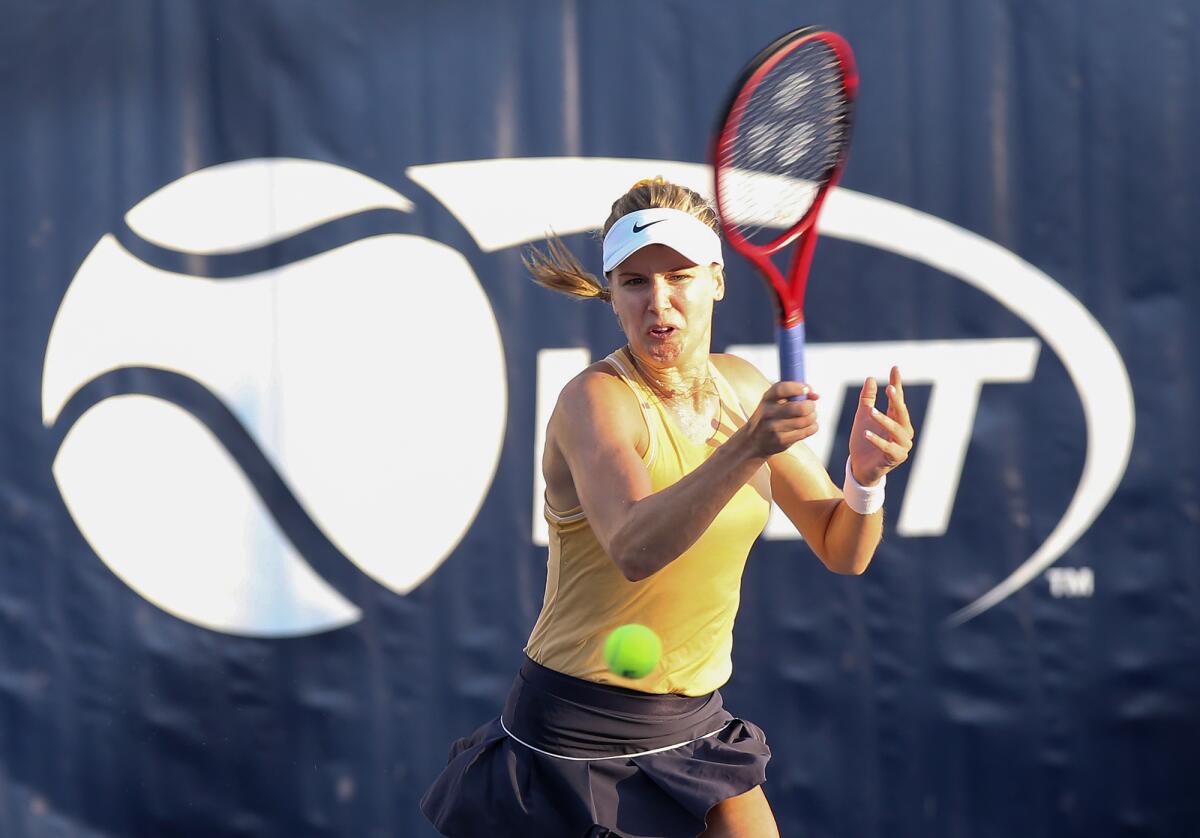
left=2, top=1, right=1197, bottom=836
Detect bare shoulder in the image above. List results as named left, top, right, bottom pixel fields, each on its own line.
left=544, top=360, right=649, bottom=512
left=558, top=361, right=638, bottom=413
left=552, top=360, right=645, bottom=444
left=711, top=353, right=770, bottom=387
left=711, top=353, right=772, bottom=412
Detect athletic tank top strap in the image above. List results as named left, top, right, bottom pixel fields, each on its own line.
left=602, top=349, right=658, bottom=468
left=707, top=359, right=752, bottom=424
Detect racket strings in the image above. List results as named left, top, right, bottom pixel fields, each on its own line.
left=718, top=39, right=851, bottom=246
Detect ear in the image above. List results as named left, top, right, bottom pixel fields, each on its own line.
left=711, top=265, right=725, bottom=301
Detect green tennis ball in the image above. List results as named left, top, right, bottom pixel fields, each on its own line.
left=604, top=624, right=662, bottom=679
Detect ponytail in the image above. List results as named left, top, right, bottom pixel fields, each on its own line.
left=523, top=233, right=610, bottom=302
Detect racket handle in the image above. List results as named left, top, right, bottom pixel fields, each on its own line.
left=778, top=321, right=807, bottom=401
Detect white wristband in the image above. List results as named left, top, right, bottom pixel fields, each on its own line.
left=843, top=457, right=885, bottom=515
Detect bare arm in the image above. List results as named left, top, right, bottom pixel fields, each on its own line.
left=549, top=368, right=815, bottom=581
left=833, top=366, right=915, bottom=572
left=767, top=426, right=884, bottom=575
left=715, top=355, right=911, bottom=575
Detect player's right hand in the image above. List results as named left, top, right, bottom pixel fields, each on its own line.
left=735, top=381, right=820, bottom=459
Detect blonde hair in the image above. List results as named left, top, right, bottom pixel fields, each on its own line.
left=524, top=176, right=721, bottom=303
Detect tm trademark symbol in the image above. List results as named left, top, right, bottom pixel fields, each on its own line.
left=1046, top=567, right=1094, bottom=598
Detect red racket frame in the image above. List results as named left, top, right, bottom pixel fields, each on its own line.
left=712, top=28, right=859, bottom=329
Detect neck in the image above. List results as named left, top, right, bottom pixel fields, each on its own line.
left=627, top=345, right=714, bottom=408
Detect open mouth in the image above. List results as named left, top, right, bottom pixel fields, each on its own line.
left=648, top=325, right=676, bottom=339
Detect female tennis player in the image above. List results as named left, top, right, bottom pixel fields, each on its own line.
left=421, top=177, right=914, bottom=837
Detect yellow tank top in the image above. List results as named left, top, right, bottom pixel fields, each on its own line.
left=524, top=348, right=772, bottom=696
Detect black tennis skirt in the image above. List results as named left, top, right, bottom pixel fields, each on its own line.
left=420, top=655, right=771, bottom=837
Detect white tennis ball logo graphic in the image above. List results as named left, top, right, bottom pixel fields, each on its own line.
left=42, top=159, right=507, bottom=637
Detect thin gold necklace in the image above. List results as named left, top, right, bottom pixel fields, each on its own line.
left=627, top=348, right=714, bottom=401
left=628, top=349, right=722, bottom=443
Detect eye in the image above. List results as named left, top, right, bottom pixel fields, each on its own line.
left=621, top=276, right=646, bottom=286
left=669, top=273, right=692, bottom=282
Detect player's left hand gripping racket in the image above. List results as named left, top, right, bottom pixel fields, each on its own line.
left=712, top=27, right=858, bottom=396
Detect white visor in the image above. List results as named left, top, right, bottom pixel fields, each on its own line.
left=601, top=208, right=724, bottom=273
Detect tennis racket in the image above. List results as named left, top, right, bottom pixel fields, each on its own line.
left=712, top=27, right=858, bottom=396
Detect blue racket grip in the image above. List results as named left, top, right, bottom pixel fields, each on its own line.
left=778, top=321, right=807, bottom=401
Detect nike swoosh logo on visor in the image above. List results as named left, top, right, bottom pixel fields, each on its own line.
left=631, top=220, right=666, bottom=233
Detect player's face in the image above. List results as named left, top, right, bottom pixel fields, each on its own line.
left=608, top=244, right=724, bottom=367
